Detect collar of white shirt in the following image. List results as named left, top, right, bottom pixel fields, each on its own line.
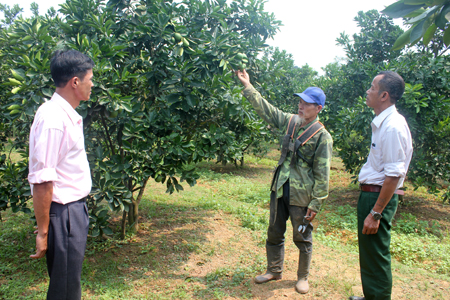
left=51, top=93, right=83, bottom=126
left=371, top=105, right=396, bottom=129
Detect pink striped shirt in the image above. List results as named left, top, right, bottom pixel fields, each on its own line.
left=28, top=93, right=91, bottom=204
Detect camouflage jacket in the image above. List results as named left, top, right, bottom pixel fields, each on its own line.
left=243, top=85, right=333, bottom=212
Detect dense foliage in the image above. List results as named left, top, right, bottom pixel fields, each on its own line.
left=0, top=0, right=281, bottom=236
left=320, top=10, right=450, bottom=201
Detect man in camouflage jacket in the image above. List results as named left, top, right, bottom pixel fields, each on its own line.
left=236, top=69, right=333, bottom=294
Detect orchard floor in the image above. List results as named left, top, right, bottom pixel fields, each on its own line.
left=1, top=149, right=450, bottom=299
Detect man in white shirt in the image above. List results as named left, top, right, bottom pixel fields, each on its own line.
left=349, top=71, right=413, bottom=300
left=28, top=49, right=94, bottom=300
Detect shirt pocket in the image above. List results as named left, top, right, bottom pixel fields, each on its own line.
left=369, top=141, right=383, bottom=172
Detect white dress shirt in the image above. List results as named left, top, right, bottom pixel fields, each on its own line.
left=358, top=105, right=413, bottom=189
left=28, top=93, right=92, bottom=204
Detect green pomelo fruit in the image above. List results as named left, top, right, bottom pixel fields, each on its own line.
left=174, top=33, right=182, bottom=42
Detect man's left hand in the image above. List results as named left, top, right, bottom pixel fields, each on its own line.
left=362, top=214, right=380, bottom=235
left=30, top=229, right=48, bottom=259
left=305, top=208, right=317, bottom=222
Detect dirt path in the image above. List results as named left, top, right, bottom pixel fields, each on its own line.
left=173, top=213, right=450, bottom=300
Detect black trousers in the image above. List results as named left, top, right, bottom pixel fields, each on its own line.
left=46, top=199, right=89, bottom=300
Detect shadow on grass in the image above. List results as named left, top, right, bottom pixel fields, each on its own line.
left=0, top=198, right=221, bottom=299
left=80, top=198, right=218, bottom=298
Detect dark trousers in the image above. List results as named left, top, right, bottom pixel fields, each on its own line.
left=357, top=191, right=398, bottom=300
left=266, top=180, right=312, bottom=277
left=46, top=199, right=89, bottom=300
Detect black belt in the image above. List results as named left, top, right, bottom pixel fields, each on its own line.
left=360, top=184, right=404, bottom=195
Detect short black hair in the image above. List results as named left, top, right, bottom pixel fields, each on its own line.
left=377, top=71, right=405, bottom=104
left=50, top=50, right=94, bottom=87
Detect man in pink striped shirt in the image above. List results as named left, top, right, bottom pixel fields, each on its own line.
left=28, top=49, right=94, bottom=300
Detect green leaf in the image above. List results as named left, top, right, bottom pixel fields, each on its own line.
left=165, top=79, right=180, bottom=85
left=42, top=88, right=53, bottom=98
left=121, top=102, right=133, bottom=112
left=382, top=2, right=423, bottom=18
left=21, top=207, right=32, bottom=214
left=8, top=78, right=21, bottom=85
left=82, top=36, right=89, bottom=47
left=167, top=93, right=180, bottom=104
left=423, top=24, right=437, bottom=46
left=392, top=28, right=414, bottom=50
left=443, top=26, right=450, bottom=46
left=175, top=183, right=184, bottom=191
left=185, top=94, right=194, bottom=107
left=11, top=69, right=25, bottom=81
left=435, top=4, right=450, bottom=29
left=404, top=0, right=427, bottom=4
left=406, top=5, right=439, bottom=24
left=102, top=227, right=113, bottom=235
left=91, top=227, right=100, bottom=237
left=410, top=19, right=427, bottom=43
left=95, top=146, right=103, bottom=158
left=11, top=87, right=21, bottom=94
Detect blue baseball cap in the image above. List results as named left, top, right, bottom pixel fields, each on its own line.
left=293, top=87, right=326, bottom=107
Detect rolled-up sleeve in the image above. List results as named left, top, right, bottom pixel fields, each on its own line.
left=28, top=128, right=64, bottom=184
left=382, top=128, right=408, bottom=178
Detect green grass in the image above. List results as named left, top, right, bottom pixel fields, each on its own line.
left=1, top=141, right=23, bottom=163
left=1, top=150, right=450, bottom=299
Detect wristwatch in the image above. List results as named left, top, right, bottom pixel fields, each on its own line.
left=370, top=209, right=382, bottom=220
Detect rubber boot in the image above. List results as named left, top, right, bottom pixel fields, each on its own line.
left=265, top=240, right=284, bottom=275
left=295, top=251, right=312, bottom=294
left=254, top=272, right=282, bottom=284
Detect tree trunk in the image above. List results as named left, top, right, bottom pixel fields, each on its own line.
left=120, top=211, right=127, bottom=239
left=131, top=178, right=148, bottom=232
left=128, top=201, right=136, bottom=229
left=119, top=177, right=149, bottom=238
left=132, top=200, right=139, bottom=232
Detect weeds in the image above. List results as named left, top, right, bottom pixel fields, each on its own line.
left=394, top=212, right=443, bottom=236
left=391, top=233, right=450, bottom=273
left=320, top=204, right=358, bottom=231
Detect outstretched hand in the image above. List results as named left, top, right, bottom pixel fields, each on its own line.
left=235, top=69, right=251, bottom=88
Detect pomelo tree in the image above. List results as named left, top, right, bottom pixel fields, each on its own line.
left=0, top=0, right=281, bottom=237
